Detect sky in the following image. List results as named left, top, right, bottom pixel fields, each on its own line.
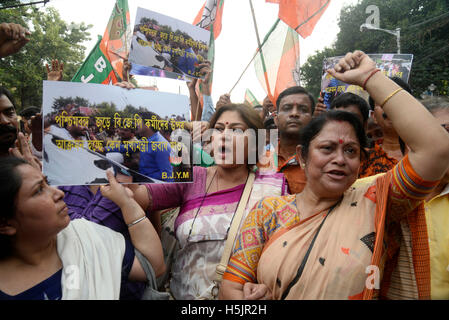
left=44, top=0, right=361, bottom=106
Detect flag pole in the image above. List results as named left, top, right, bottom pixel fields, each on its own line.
left=228, top=50, right=258, bottom=95
left=248, top=0, right=273, bottom=100
left=228, top=19, right=280, bottom=94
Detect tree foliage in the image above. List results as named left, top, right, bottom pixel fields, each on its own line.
left=0, top=4, right=92, bottom=110
left=51, top=96, right=90, bottom=111
left=300, top=0, right=449, bottom=98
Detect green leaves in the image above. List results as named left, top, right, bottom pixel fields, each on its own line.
left=0, top=6, right=91, bottom=110
left=300, top=0, right=449, bottom=98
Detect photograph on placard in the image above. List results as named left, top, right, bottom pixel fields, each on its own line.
left=128, top=7, right=210, bottom=80
left=42, top=81, right=192, bottom=186
left=321, top=54, right=413, bottom=108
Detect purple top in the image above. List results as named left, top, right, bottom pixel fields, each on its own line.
left=146, top=166, right=208, bottom=211
left=59, top=185, right=144, bottom=300
left=146, top=166, right=289, bottom=222
left=60, top=186, right=128, bottom=236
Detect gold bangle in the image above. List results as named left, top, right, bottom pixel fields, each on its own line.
left=380, top=88, right=403, bottom=108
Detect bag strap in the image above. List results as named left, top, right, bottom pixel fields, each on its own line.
left=134, top=249, right=171, bottom=300
left=214, top=172, right=256, bottom=285
left=281, top=200, right=341, bottom=300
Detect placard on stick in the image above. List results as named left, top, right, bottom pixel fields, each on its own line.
left=321, top=54, right=413, bottom=108
left=129, top=7, right=210, bottom=80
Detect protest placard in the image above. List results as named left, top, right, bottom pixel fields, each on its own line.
left=128, top=7, right=210, bottom=80
left=42, top=81, right=193, bottom=186
left=321, top=53, right=413, bottom=108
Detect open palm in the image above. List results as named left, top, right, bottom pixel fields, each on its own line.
left=46, top=59, right=64, bottom=81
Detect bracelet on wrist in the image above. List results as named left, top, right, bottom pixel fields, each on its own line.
left=380, top=88, right=404, bottom=108
left=362, top=69, right=381, bottom=91
left=127, top=216, right=146, bottom=228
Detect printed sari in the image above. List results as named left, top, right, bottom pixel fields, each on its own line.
left=223, top=155, right=439, bottom=299
left=146, top=166, right=288, bottom=299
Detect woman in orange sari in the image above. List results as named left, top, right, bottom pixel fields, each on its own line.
left=219, top=51, right=449, bottom=300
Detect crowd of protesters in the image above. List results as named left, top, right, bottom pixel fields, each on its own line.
left=1, top=20, right=449, bottom=301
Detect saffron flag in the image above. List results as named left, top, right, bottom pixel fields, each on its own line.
left=191, top=0, right=225, bottom=119
left=193, top=0, right=225, bottom=40
left=101, top=0, right=131, bottom=81
left=72, top=0, right=130, bottom=84
left=71, top=36, right=118, bottom=84
left=275, top=0, right=332, bottom=38
left=254, top=19, right=300, bottom=105
left=244, top=89, right=261, bottom=107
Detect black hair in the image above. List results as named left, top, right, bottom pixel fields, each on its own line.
left=276, top=86, right=315, bottom=115
left=209, top=103, right=263, bottom=165
left=263, top=116, right=276, bottom=129
left=330, top=92, right=370, bottom=125
left=369, top=77, right=412, bottom=110
left=19, top=106, right=40, bottom=119
left=0, top=157, right=28, bottom=260
left=137, top=111, right=161, bottom=132
left=298, top=110, right=368, bottom=161
left=0, top=86, right=17, bottom=110
left=253, top=104, right=268, bottom=119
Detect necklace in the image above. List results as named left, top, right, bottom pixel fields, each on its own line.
left=186, top=167, right=218, bottom=243
left=186, top=167, right=250, bottom=244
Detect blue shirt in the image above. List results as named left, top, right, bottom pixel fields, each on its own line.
left=177, top=47, right=198, bottom=77
left=201, top=94, right=215, bottom=122
left=139, top=132, right=173, bottom=182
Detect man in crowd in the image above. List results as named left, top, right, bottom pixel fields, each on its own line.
left=329, top=92, right=370, bottom=130
left=0, top=87, right=19, bottom=158
left=270, top=86, right=315, bottom=193
left=135, top=111, right=173, bottom=182
left=263, top=95, right=276, bottom=115
left=0, top=22, right=37, bottom=153
left=253, top=104, right=267, bottom=122
left=0, top=86, right=42, bottom=169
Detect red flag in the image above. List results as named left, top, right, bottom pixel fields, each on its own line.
left=275, top=0, right=332, bottom=38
